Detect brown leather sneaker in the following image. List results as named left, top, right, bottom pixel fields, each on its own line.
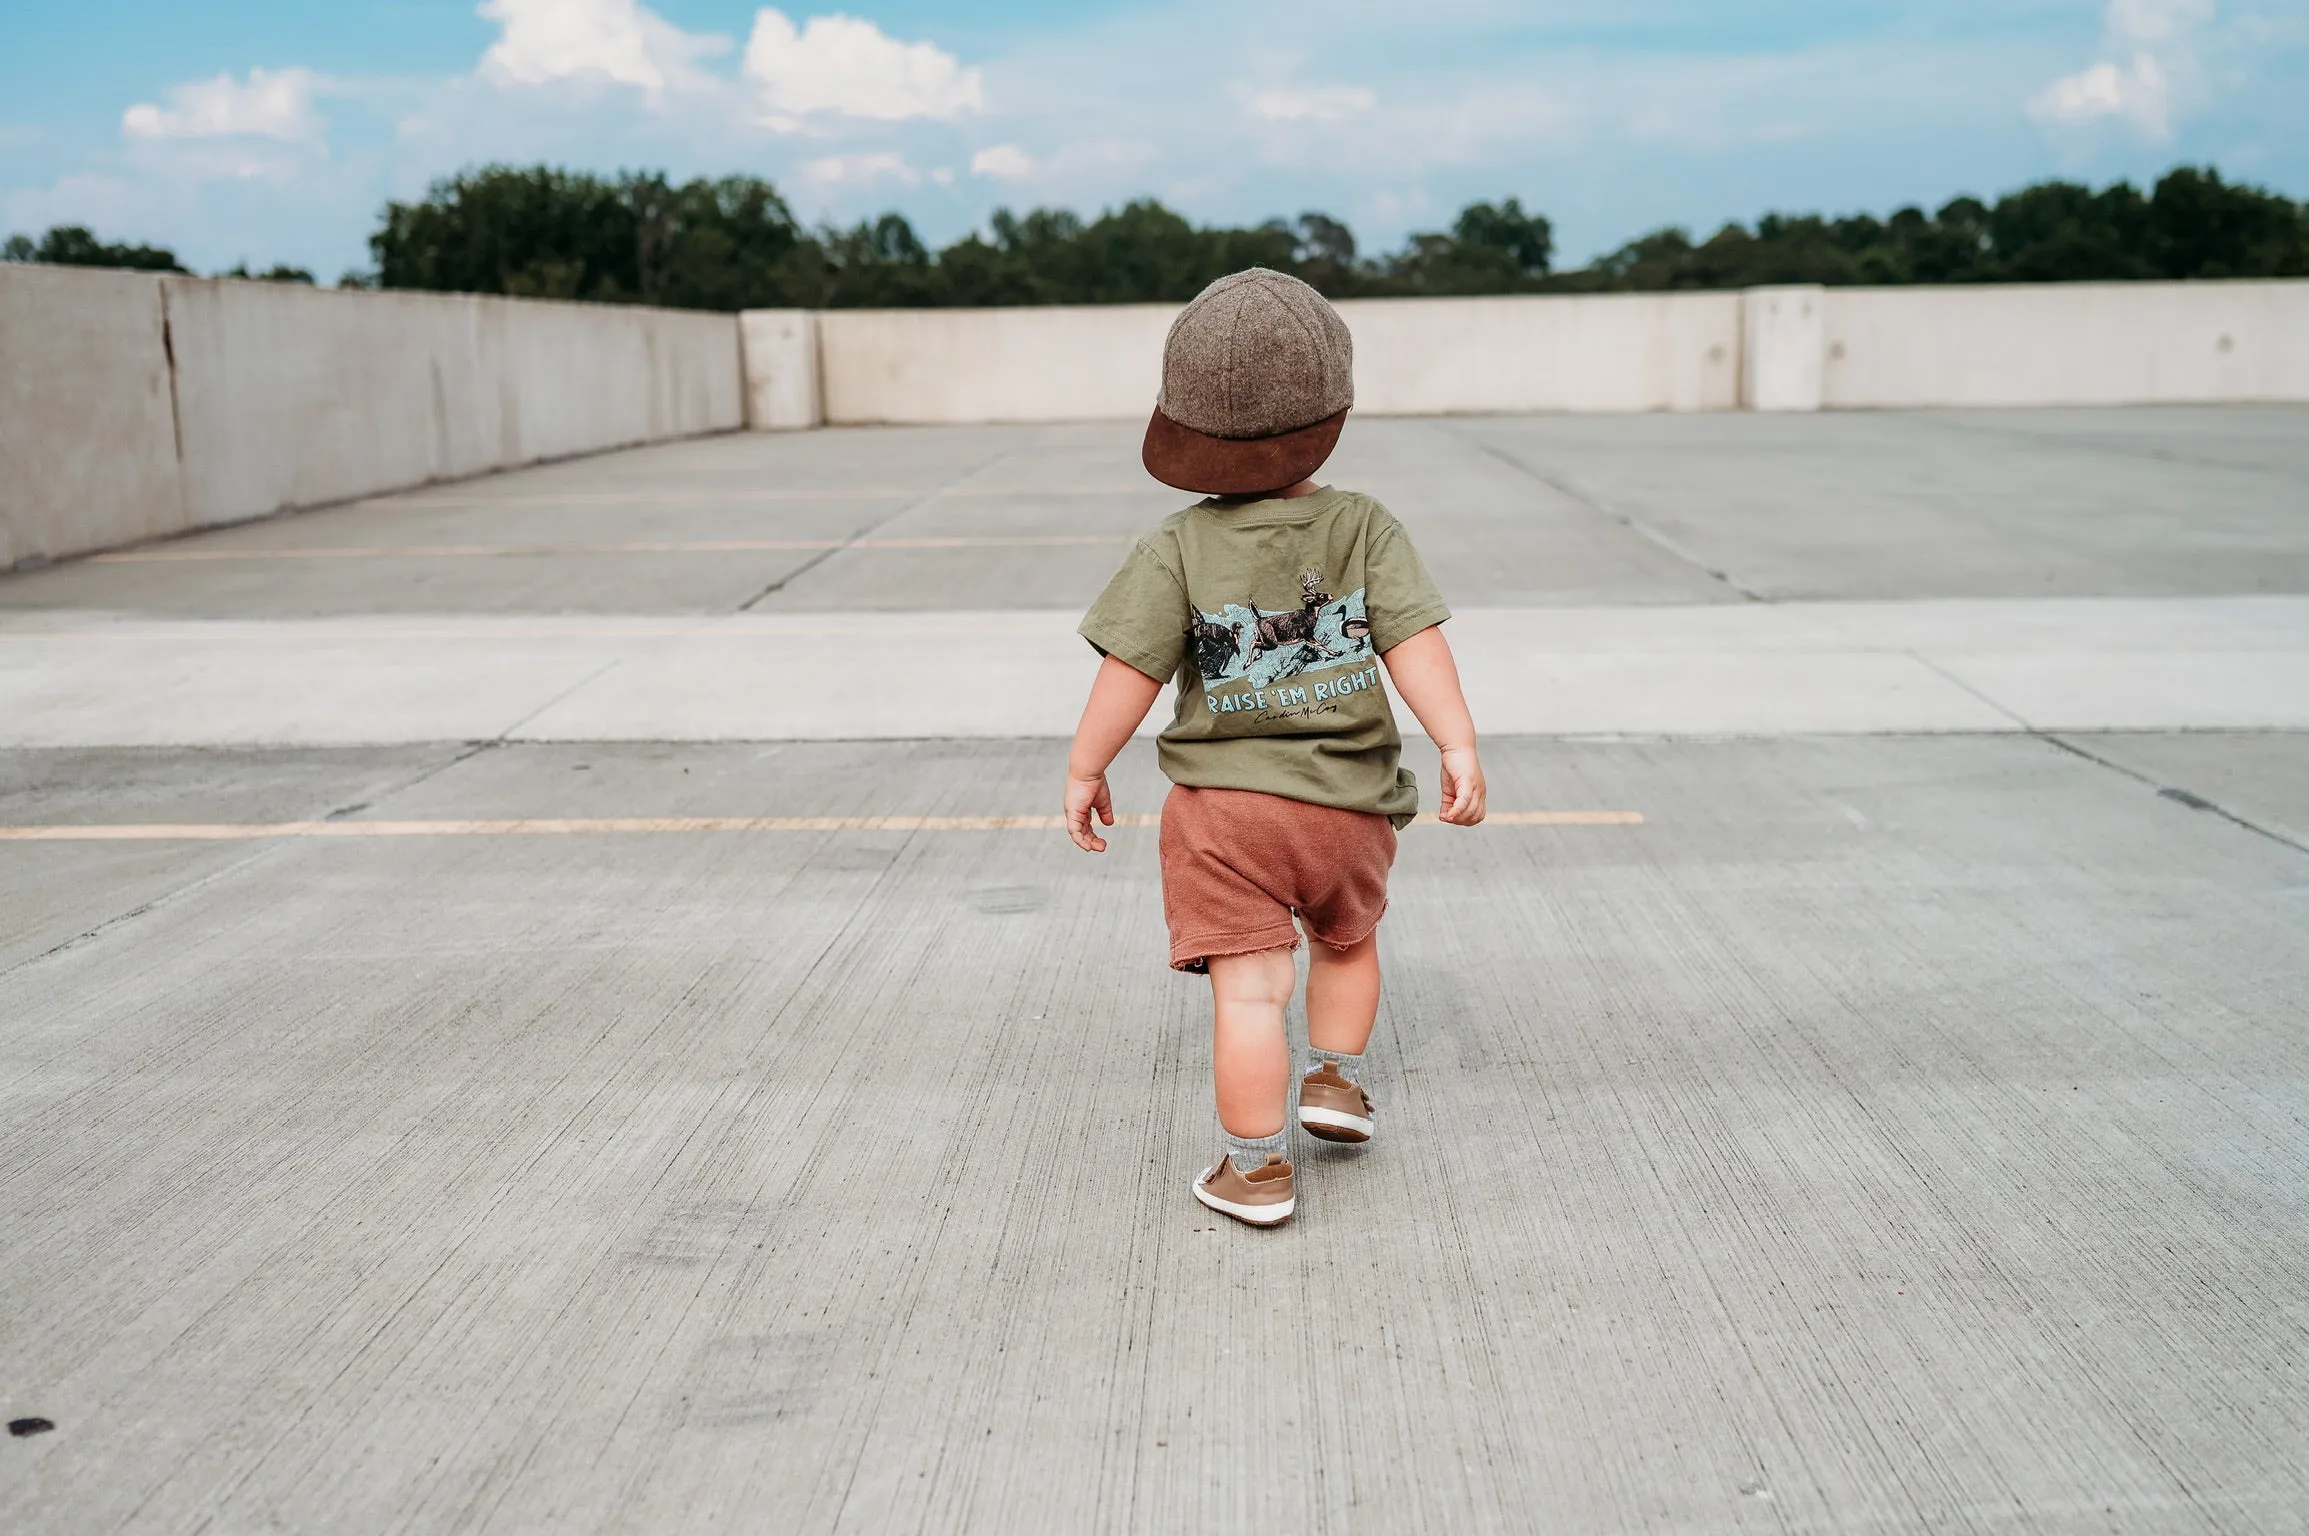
left=1297, top=1063, right=1374, bottom=1143
left=1193, top=1153, right=1296, bottom=1226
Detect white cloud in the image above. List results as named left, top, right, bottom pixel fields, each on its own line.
left=801, top=150, right=919, bottom=186
left=970, top=143, right=1035, bottom=179
left=122, top=68, right=325, bottom=143
left=744, top=9, right=983, bottom=122
left=477, top=0, right=728, bottom=95
left=2029, top=0, right=2212, bottom=140
left=1237, top=84, right=1376, bottom=123
left=2030, top=55, right=2172, bottom=136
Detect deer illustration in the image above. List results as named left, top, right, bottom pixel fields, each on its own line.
left=1186, top=616, right=1243, bottom=681
left=1248, top=571, right=1340, bottom=665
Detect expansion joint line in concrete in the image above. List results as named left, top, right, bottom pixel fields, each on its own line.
left=0, top=739, right=514, bottom=981
left=1904, top=651, right=2038, bottom=731
left=1889, top=652, right=2301, bottom=856
left=2038, top=734, right=2309, bottom=858
left=318, top=738, right=503, bottom=823
left=1460, top=434, right=1765, bottom=602
left=493, top=660, right=624, bottom=741
left=0, top=840, right=283, bottom=982
left=732, top=446, right=1020, bottom=613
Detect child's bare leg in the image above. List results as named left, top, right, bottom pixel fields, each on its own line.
left=1297, top=930, right=1382, bottom=1143
left=1208, top=947, right=1295, bottom=1157
left=1306, top=930, right=1380, bottom=1059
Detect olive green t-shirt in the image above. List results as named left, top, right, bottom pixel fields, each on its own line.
left=1079, top=487, right=1450, bottom=825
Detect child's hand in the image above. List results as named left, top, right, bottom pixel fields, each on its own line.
left=1065, top=773, right=1116, bottom=852
left=1437, top=746, right=1487, bottom=826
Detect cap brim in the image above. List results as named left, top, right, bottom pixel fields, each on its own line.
left=1142, top=407, right=1347, bottom=497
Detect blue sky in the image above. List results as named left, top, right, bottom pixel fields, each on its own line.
left=4, top=1, right=2305, bottom=280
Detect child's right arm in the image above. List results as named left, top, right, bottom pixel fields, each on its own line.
left=1064, top=654, right=1164, bottom=852
left=1380, top=625, right=1487, bottom=826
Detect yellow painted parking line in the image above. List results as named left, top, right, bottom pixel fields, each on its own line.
left=0, top=620, right=1086, bottom=641
left=90, top=535, right=1130, bottom=564
left=0, top=811, right=1640, bottom=841
left=1468, top=811, right=1643, bottom=825
left=368, top=488, right=1160, bottom=509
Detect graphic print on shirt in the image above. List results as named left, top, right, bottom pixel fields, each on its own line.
left=1185, top=569, right=1376, bottom=694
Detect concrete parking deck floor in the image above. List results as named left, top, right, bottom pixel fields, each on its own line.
left=3, top=408, right=2307, bottom=1532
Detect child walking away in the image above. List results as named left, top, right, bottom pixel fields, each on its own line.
left=1064, top=268, right=1486, bottom=1228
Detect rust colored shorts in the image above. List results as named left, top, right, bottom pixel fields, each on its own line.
left=1159, top=785, right=1397, bottom=973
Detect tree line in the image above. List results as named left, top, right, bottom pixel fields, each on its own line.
left=8, top=164, right=2304, bottom=308
left=0, top=225, right=315, bottom=282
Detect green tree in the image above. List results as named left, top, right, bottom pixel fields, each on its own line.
left=360, top=161, right=2305, bottom=310
left=219, top=261, right=317, bottom=283
left=1570, top=167, right=2305, bottom=290
left=1290, top=212, right=1358, bottom=295
left=371, top=165, right=820, bottom=310
left=2145, top=166, right=2309, bottom=277
left=1377, top=198, right=1555, bottom=294
left=1, top=225, right=185, bottom=272
left=1454, top=198, right=1553, bottom=274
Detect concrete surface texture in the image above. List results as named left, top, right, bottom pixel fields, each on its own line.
left=4, top=409, right=2306, bottom=746
left=0, top=268, right=745, bottom=570
left=4, top=598, right=2307, bottom=748
left=2, top=405, right=2306, bottom=1533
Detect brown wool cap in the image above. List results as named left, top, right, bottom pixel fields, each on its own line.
left=1143, top=268, right=1354, bottom=496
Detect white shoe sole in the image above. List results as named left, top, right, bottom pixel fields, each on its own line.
left=1193, top=1171, right=1295, bottom=1226
left=1298, top=1105, right=1374, bottom=1141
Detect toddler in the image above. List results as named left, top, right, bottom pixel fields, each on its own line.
left=1065, top=268, right=1486, bottom=1227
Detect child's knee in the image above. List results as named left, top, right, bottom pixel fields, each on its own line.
left=1208, top=945, right=1296, bottom=1009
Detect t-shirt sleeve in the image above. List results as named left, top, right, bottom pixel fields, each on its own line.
left=1079, top=540, right=1189, bottom=682
left=1365, top=511, right=1452, bottom=652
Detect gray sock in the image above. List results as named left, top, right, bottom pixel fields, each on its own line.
left=1223, top=1125, right=1288, bottom=1173
left=1305, top=1045, right=1366, bottom=1084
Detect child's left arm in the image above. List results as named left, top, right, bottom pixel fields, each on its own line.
left=1064, top=655, right=1165, bottom=852
left=1381, top=625, right=1487, bottom=826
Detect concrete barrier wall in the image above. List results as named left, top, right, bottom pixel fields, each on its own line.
left=740, top=309, right=823, bottom=430
left=1343, top=292, right=1740, bottom=415
left=0, top=266, right=187, bottom=569
left=786, top=277, right=2309, bottom=427
left=1, top=266, right=743, bottom=567
left=812, top=292, right=1740, bottom=425
left=1821, top=280, right=2309, bottom=409
left=1742, top=287, right=1826, bottom=413
left=166, top=281, right=742, bottom=527
left=817, top=303, right=1176, bottom=425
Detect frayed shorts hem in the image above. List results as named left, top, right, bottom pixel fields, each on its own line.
left=1168, top=901, right=1389, bottom=974
left=1169, top=925, right=1299, bottom=974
